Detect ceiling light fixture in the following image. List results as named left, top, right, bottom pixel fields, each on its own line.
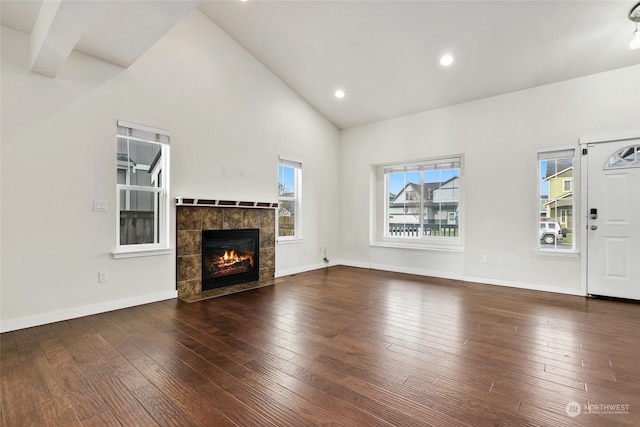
left=440, top=54, right=454, bottom=66
left=629, top=2, right=640, bottom=50
left=334, top=89, right=345, bottom=99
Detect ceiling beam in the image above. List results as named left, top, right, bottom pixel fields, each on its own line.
left=30, top=0, right=101, bottom=78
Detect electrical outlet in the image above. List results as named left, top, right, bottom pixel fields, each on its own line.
left=482, top=255, right=488, bottom=264
left=98, top=271, right=109, bottom=283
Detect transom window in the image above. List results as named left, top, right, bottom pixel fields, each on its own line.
left=384, top=156, right=461, bottom=242
left=116, top=120, right=170, bottom=252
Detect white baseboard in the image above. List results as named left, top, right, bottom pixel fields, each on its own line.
left=368, top=262, right=464, bottom=281
left=336, top=259, right=370, bottom=270
left=337, top=259, right=464, bottom=281
left=275, top=261, right=332, bottom=278
left=333, top=260, right=584, bottom=296
left=0, top=290, right=178, bottom=333
left=463, top=275, right=585, bottom=296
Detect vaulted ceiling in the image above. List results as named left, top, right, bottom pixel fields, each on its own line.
left=2, top=1, right=639, bottom=129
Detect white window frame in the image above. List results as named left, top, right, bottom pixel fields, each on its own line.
left=113, top=120, right=171, bottom=258
left=563, top=179, right=573, bottom=192
left=373, top=155, right=463, bottom=250
left=277, top=158, right=302, bottom=242
left=536, top=147, right=577, bottom=255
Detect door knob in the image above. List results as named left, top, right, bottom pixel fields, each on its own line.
left=590, top=225, right=598, bottom=230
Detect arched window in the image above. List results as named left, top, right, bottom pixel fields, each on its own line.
left=604, top=145, right=640, bottom=169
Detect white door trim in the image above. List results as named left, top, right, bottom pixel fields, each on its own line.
left=579, top=130, right=640, bottom=297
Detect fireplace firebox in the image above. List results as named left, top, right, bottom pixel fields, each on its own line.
left=201, top=229, right=259, bottom=291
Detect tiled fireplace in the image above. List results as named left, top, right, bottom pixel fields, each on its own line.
left=176, top=200, right=276, bottom=301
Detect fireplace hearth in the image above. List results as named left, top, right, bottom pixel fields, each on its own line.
left=202, top=229, right=259, bottom=291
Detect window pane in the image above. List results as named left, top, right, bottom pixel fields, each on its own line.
left=388, top=170, right=420, bottom=237
left=278, top=165, right=295, bottom=197
left=278, top=201, right=296, bottom=237
left=387, top=166, right=459, bottom=239
left=539, top=155, right=573, bottom=249
left=278, top=163, right=300, bottom=238
left=424, top=168, right=459, bottom=237
left=119, top=189, right=158, bottom=245
left=117, top=137, right=161, bottom=188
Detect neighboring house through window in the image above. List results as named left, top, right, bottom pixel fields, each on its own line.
left=383, top=155, right=462, bottom=244
left=538, top=148, right=574, bottom=251
left=116, top=120, right=170, bottom=254
left=278, top=158, right=302, bottom=240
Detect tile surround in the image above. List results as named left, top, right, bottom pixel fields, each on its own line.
left=176, top=206, right=276, bottom=301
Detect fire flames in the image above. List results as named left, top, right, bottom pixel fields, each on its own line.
left=204, top=248, right=254, bottom=279
left=220, top=249, right=253, bottom=267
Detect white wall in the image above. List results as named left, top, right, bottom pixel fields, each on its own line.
left=339, top=64, right=640, bottom=293
left=0, top=10, right=340, bottom=332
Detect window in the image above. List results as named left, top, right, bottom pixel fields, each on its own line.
left=116, top=120, right=170, bottom=253
left=538, top=149, right=574, bottom=251
left=384, top=156, right=461, bottom=242
left=278, top=158, right=301, bottom=240
left=605, top=144, right=640, bottom=169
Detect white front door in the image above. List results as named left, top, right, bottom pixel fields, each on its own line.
left=586, top=138, right=640, bottom=299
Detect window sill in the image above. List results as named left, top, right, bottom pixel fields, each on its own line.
left=277, top=237, right=304, bottom=245
left=534, top=248, right=580, bottom=258
left=112, top=247, right=173, bottom=259
left=370, top=240, right=464, bottom=252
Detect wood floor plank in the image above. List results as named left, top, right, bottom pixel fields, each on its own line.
left=171, top=330, right=344, bottom=426
left=0, top=363, right=45, bottom=426
left=130, top=384, right=200, bottom=427
left=37, top=396, right=82, bottom=427
left=80, top=410, right=123, bottom=427
left=91, top=377, right=160, bottom=427
left=159, top=332, right=322, bottom=426
left=243, top=358, right=397, bottom=427
left=130, top=355, right=250, bottom=426
left=2, top=266, right=640, bottom=426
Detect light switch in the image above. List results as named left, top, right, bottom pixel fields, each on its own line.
left=94, top=200, right=108, bottom=212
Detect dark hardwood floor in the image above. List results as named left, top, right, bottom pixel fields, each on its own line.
left=2, top=266, right=640, bottom=426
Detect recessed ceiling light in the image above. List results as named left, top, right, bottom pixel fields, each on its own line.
left=334, top=89, right=345, bottom=99
left=440, top=54, right=454, bottom=66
